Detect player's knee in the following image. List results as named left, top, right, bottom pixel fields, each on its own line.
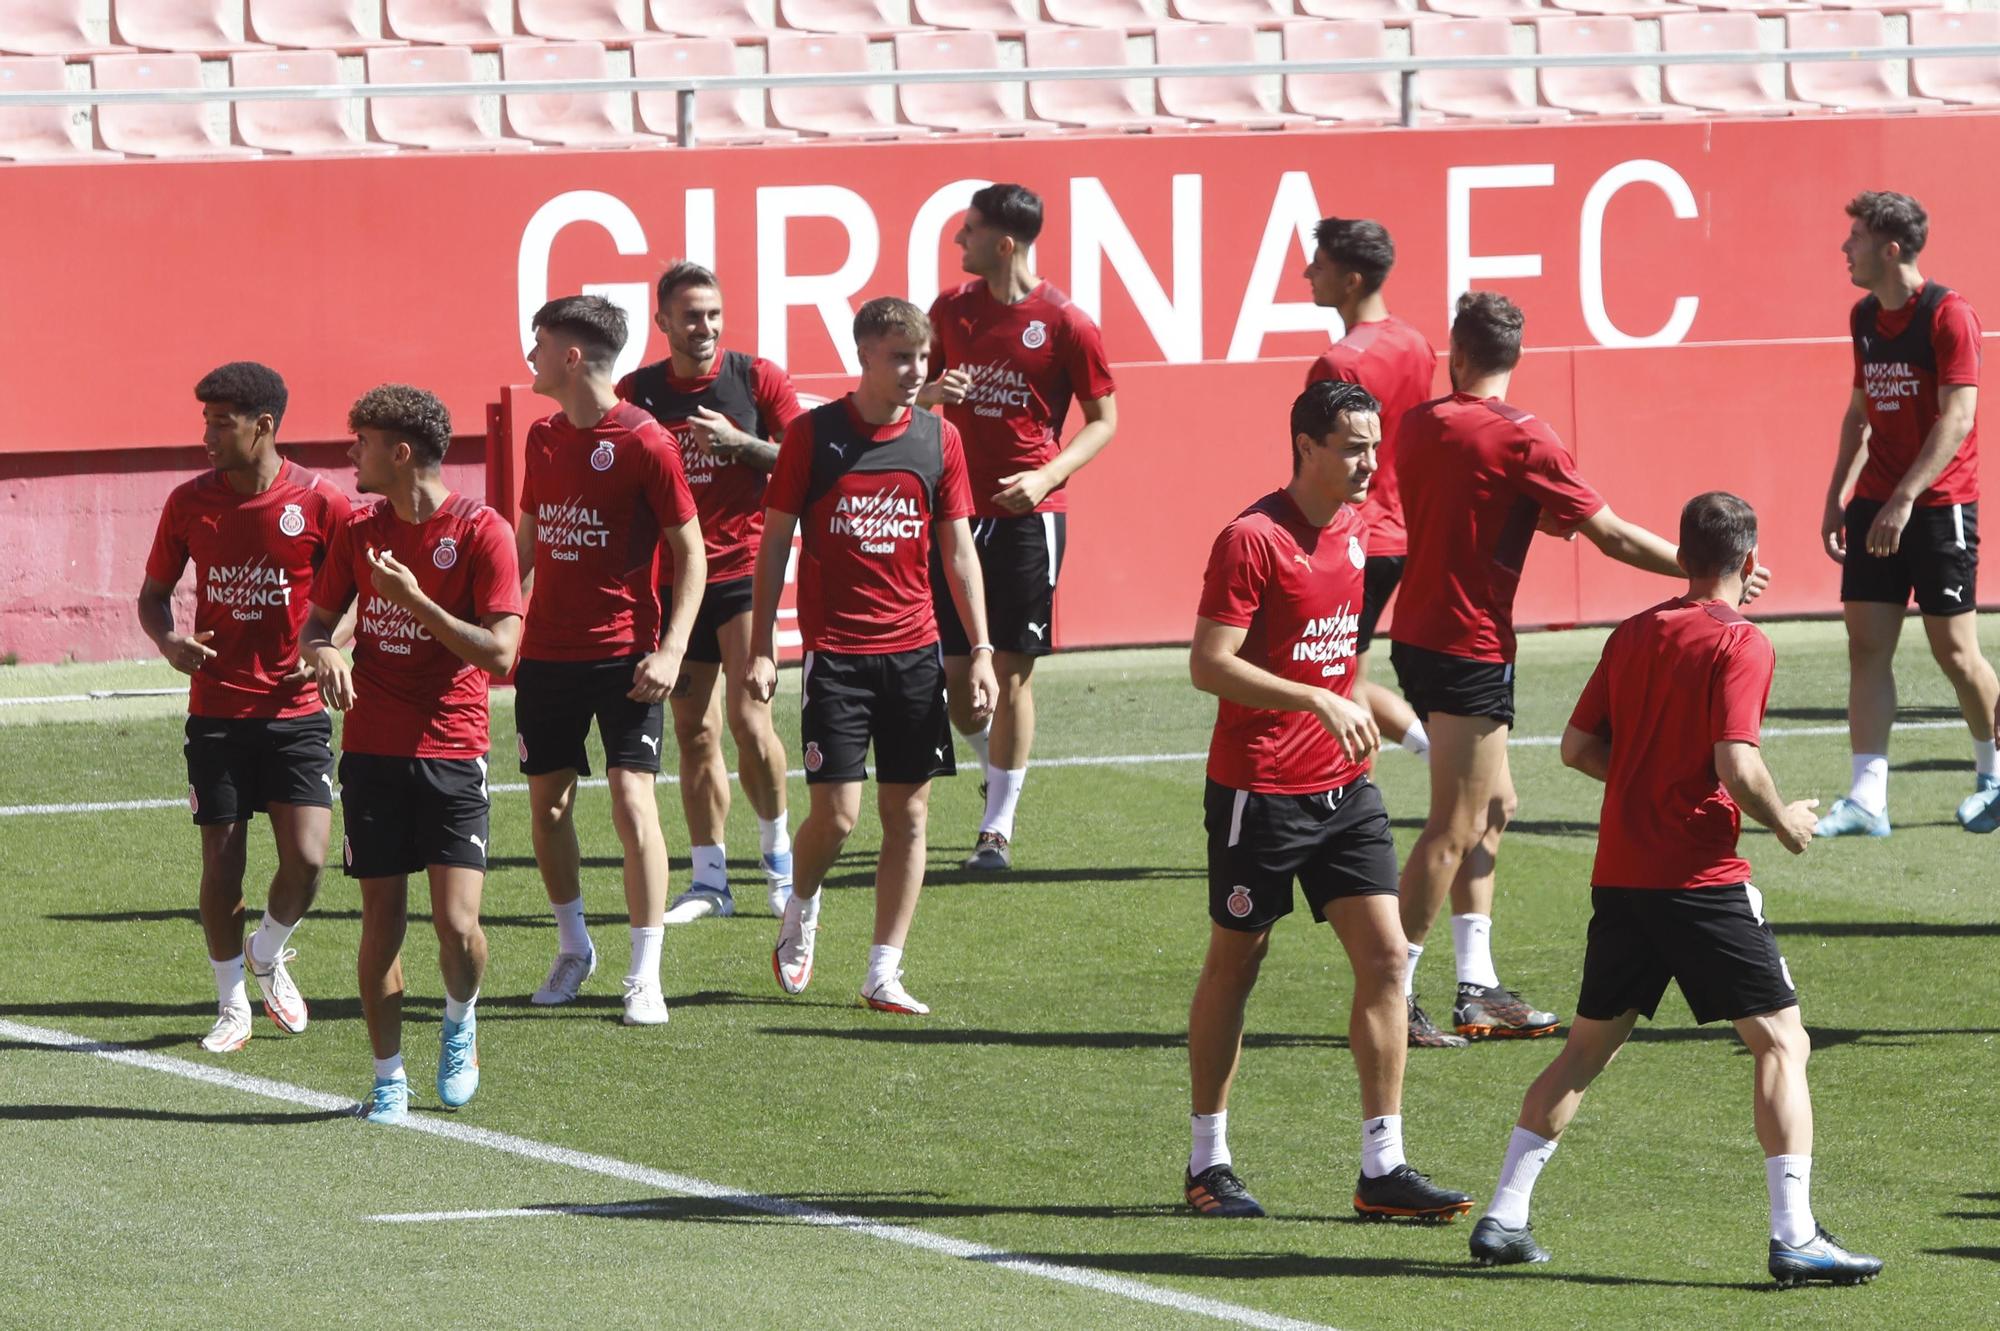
left=723, top=699, right=770, bottom=751
left=1934, top=638, right=1986, bottom=682
left=673, top=709, right=720, bottom=753
left=813, top=807, right=859, bottom=841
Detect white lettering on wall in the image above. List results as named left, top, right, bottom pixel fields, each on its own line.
left=517, top=190, right=652, bottom=381
left=1579, top=159, right=1699, bottom=348
left=1070, top=174, right=1203, bottom=364
left=1446, top=163, right=1555, bottom=317
left=1226, top=170, right=1346, bottom=362
left=755, top=185, right=882, bottom=374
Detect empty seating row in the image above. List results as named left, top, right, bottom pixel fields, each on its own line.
left=4, top=11, right=1995, bottom=159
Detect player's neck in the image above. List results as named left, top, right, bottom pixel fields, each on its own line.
left=385, top=473, right=449, bottom=525
left=1873, top=266, right=1924, bottom=311
left=1683, top=576, right=1741, bottom=606
left=220, top=447, right=284, bottom=496
left=557, top=377, right=621, bottom=430
left=1340, top=292, right=1390, bottom=329
left=669, top=348, right=718, bottom=379
left=985, top=265, right=1039, bottom=306
left=1283, top=476, right=1343, bottom=528
left=850, top=387, right=909, bottom=426
left=1454, top=369, right=1511, bottom=400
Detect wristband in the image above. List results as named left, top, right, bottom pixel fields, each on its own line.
left=970, top=643, right=996, bottom=655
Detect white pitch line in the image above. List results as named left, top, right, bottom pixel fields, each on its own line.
left=0, top=1018, right=1340, bottom=1331
left=0, top=719, right=1967, bottom=821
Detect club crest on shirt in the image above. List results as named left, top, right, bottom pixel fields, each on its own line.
left=1021, top=320, right=1048, bottom=350
left=1348, top=535, right=1366, bottom=569
left=1226, top=885, right=1254, bottom=919
left=590, top=441, right=616, bottom=472
left=804, top=741, right=824, bottom=773
left=278, top=503, right=306, bottom=538
left=433, top=536, right=458, bottom=570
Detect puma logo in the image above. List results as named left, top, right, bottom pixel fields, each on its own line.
left=1027, top=622, right=1046, bottom=639
left=1946, top=585, right=1964, bottom=599
left=828, top=441, right=850, bottom=459
left=1292, top=554, right=1312, bottom=569
left=639, top=734, right=660, bottom=754
left=320, top=773, right=333, bottom=792
left=958, top=317, right=976, bottom=334
left=198, top=514, right=223, bottom=533
left=1784, top=1172, right=1802, bottom=1183
left=468, top=833, right=486, bottom=853
left=935, top=746, right=946, bottom=761
left=1369, top=1121, right=1388, bottom=1136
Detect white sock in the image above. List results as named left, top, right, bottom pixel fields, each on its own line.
left=981, top=766, right=1028, bottom=839
left=1403, top=941, right=1422, bottom=998
left=627, top=925, right=663, bottom=988
left=758, top=814, right=791, bottom=858
left=691, top=843, right=728, bottom=891
left=1767, top=1154, right=1816, bottom=1246
left=1976, top=739, right=1999, bottom=779
left=443, top=989, right=478, bottom=1023
left=1847, top=754, right=1889, bottom=815
left=866, top=943, right=902, bottom=991
left=967, top=723, right=991, bottom=771
left=1485, top=1126, right=1558, bottom=1229
left=553, top=898, right=590, bottom=955
left=1452, top=913, right=1500, bottom=989
left=373, top=1053, right=405, bottom=1082
left=1402, top=717, right=1431, bottom=761
left=1361, top=1114, right=1406, bottom=1179
left=246, top=913, right=298, bottom=968
left=788, top=890, right=822, bottom=928
left=211, top=955, right=247, bottom=1012
left=1189, top=1110, right=1231, bottom=1174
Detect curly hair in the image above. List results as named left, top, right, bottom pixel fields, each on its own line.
left=194, top=362, right=288, bottom=429
left=349, top=384, right=453, bottom=466
left=1846, top=190, right=1928, bottom=258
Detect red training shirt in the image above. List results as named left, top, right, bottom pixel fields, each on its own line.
left=312, top=495, right=523, bottom=760
left=765, top=398, right=973, bottom=655
left=1198, top=490, right=1371, bottom=795
left=928, top=280, right=1116, bottom=519
left=1569, top=597, right=1776, bottom=889
left=1306, top=315, right=1437, bottom=558
left=518, top=401, right=698, bottom=662
left=144, top=461, right=352, bottom=721
left=1851, top=283, right=1982, bottom=507
left=1394, top=394, right=1606, bottom=664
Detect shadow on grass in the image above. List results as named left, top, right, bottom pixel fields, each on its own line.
left=0, top=988, right=852, bottom=1030
left=1770, top=921, right=2000, bottom=939
left=1924, top=1247, right=2000, bottom=1264
left=1764, top=705, right=1963, bottom=723
left=754, top=1026, right=1342, bottom=1051
left=1388, top=817, right=1601, bottom=839
left=0, top=1033, right=196, bottom=1053
left=0, top=1103, right=347, bottom=1125
left=819, top=865, right=1203, bottom=890
left=45, top=908, right=563, bottom=928
left=488, top=1191, right=1340, bottom=1226
left=964, top=1249, right=1770, bottom=1291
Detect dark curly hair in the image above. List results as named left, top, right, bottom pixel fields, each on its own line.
left=194, top=362, right=288, bottom=429
left=1452, top=291, right=1525, bottom=376
left=349, top=384, right=453, bottom=466
left=1846, top=190, right=1928, bottom=258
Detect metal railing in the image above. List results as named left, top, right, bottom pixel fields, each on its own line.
left=3, top=41, right=1995, bottom=141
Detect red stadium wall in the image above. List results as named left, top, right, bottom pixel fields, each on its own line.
left=3, top=114, right=1996, bottom=662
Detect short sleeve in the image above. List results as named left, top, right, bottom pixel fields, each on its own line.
left=926, top=293, right=951, bottom=378
left=470, top=512, right=525, bottom=620
left=144, top=493, right=189, bottom=588
left=1064, top=310, right=1117, bottom=401
left=937, top=423, right=973, bottom=522
left=314, top=486, right=353, bottom=569
left=1516, top=423, right=1606, bottom=535
left=1568, top=652, right=1613, bottom=739
left=1307, top=346, right=1358, bottom=388
left=752, top=358, right=806, bottom=437
left=1197, top=521, right=1272, bottom=629
left=312, top=519, right=358, bottom=614
left=1711, top=627, right=1776, bottom=745
left=1934, top=294, right=1983, bottom=387
left=643, top=424, right=698, bottom=527
left=766, top=413, right=815, bottom=516
left=518, top=423, right=547, bottom=512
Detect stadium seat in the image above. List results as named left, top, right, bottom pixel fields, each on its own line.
left=1281, top=19, right=1400, bottom=122
left=913, top=0, right=1062, bottom=34
left=0, top=2, right=136, bottom=58
left=1685, top=0, right=1810, bottom=12
left=647, top=0, right=772, bottom=41
left=1659, top=12, right=1809, bottom=111
left=502, top=40, right=661, bottom=145
left=1548, top=0, right=1693, bottom=16
left=384, top=0, right=532, bottom=48
left=1785, top=11, right=1941, bottom=112
left=365, top=44, right=531, bottom=149
left=1039, top=0, right=1163, bottom=31
left=1169, top=0, right=1296, bottom=28
left=519, top=0, right=648, bottom=43
left=1297, top=0, right=1417, bottom=22
left=1420, top=0, right=1543, bottom=19
left=246, top=1, right=404, bottom=51
left=768, top=31, right=931, bottom=135
left=778, top=0, right=926, bottom=36
left=0, top=56, right=121, bottom=159
left=894, top=30, right=1058, bottom=133
left=1155, top=23, right=1312, bottom=126
left=92, top=53, right=259, bottom=156
left=1910, top=10, right=2000, bottom=106
left=1024, top=25, right=1187, bottom=129
left=1410, top=18, right=1567, bottom=119
left=1537, top=16, right=1694, bottom=115
left=230, top=50, right=394, bottom=153
left=633, top=36, right=799, bottom=142
left=1815, top=0, right=1943, bottom=11
left=112, top=0, right=272, bottom=56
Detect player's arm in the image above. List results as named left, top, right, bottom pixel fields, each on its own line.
left=688, top=407, right=780, bottom=472
left=1865, top=383, right=1978, bottom=557
left=1715, top=740, right=1818, bottom=855
left=302, top=601, right=355, bottom=711
left=1559, top=725, right=1612, bottom=783
left=746, top=508, right=797, bottom=703
left=514, top=512, right=536, bottom=600
left=362, top=547, right=520, bottom=676
left=634, top=517, right=704, bottom=703
left=1822, top=387, right=1870, bottom=563
left=937, top=517, right=997, bottom=720
left=1189, top=617, right=1378, bottom=762
left=995, top=393, right=1118, bottom=516
left=1570, top=506, right=1682, bottom=577
left=137, top=575, right=215, bottom=676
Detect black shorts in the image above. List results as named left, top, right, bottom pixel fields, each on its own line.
left=514, top=655, right=665, bottom=776
left=1841, top=498, right=1979, bottom=617
left=664, top=574, right=754, bottom=667
left=934, top=512, right=1067, bottom=657
left=184, top=712, right=335, bottom=826
left=1576, top=884, right=1797, bottom=1025
left=339, top=752, right=491, bottom=879
left=799, top=645, right=954, bottom=786
left=1389, top=641, right=1515, bottom=727
left=1204, top=776, right=1398, bottom=933
left=1357, top=555, right=1404, bottom=654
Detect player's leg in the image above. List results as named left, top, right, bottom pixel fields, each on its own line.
left=1184, top=922, right=1271, bottom=1217
left=717, top=606, right=793, bottom=914
left=430, top=864, right=487, bottom=1107
left=774, top=779, right=860, bottom=996
left=196, top=819, right=253, bottom=1052
left=355, top=873, right=412, bottom=1124
left=860, top=648, right=955, bottom=1013
left=1823, top=499, right=1907, bottom=836
left=518, top=658, right=599, bottom=1000
left=605, top=765, right=670, bottom=1024
left=966, top=514, right=1062, bottom=870
left=1906, top=501, right=2000, bottom=822
left=776, top=651, right=873, bottom=996
left=248, top=801, right=327, bottom=1035
left=1447, top=753, right=1557, bottom=1041
left=667, top=660, right=733, bottom=921
left=965, top=652, right=1035, bottom=871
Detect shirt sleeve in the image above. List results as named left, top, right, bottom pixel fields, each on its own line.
left=311, top=518, right=358, bottom=615
left=643, top=423, right=699, bottom=527
left=937, top=422, right=974, bottom=522
left=752, top=359, right=806, bottom=436
left=1307, top=347, right=1358, bottom=388
left=926, top=294, right=950, bottom=378
left=143, top=491, right=189, bottom=587
left=765, top=413, right=814, bottom=516
left=1064, top=310, right=1118, bottom=401
left=518, top=423, right=545, bottom=513
left=1851, top=299, right=1868, bottom=390
left=1711, top=627, right=1776, bottom=745
left=1196, top=520, right=1271, bottom=629
left=314, top=486, right=353, bottom=572
left=1568, top=651, right=1613, bottom=739
left=1934, top=294, right=1983, bottom=387
left=471, top=511, right=525, bottom=620
left=1517, top=423, right=1607, bottom=535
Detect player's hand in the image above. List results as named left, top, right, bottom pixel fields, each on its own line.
left=746, top=653, right=778, bottom=703
left=365, top=547, right=423, bottom=610
left=967, top=653, right=999, bottom=723
left=162, top=630, right=217, bottom=676
left=1775, top=798, right=1819, bottom=854
left=1740, top=563, right=1773, bottom=606
left=1821, top=497, right=1847, bottom=564
left=1536, top=510, right=1578, bottom=541
left=1313, top=692, right=1381, bottom=763
left=311, top=644, right=355, bottom=711
left=687, top=406, right=734, bottom=460
left=924, top=368, right=972, bottom=407
left=630, top=646, right=681, bottom=704
left=279, top=654, right=318, bottom=684
left=1865, top=496, right=1913, bottom=558
left=993, top=469, right=1055, bottom=516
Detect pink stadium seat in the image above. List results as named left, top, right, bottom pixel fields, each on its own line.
left=1039, top=0, right=1163, bottom=31
left=0, top=56, right=121, bottom=159
left=1537, top=16, right=1693, bottom=115
left=1155, top=23, right=1311, bottom=126
left=365, top=43, right=531, bottom=149
left=913, top=0, right=1062, bottom=34
left=894, top=30, right=1057, bottom=133
left=1410, top=17, right=1566, bottom=119
left=1659, top=12, right=1810, bottom=111
left=1169, top=0, right=1296, bottom=27
left=1686, top=0, right=1809, bottom=13
left=1785, top=11, right=1941, bottom=112
left=112, top=0, right=272, bottom=56
left=1548, top=0, right=1692, bottom=16
left=1298, top=0, right=1417, bottom=22
left=768, top=31, right=931, bottom=135
left=246, top=1, right=404, bottom=51
left=1421, top=0, right=1543, bottom=19
left=1910, top=9, right=2000, bottom=106
left=1024, top=25, right=1187, bottom=129
left=633, top=36, right=799, bottom=142
left=778, top=0, right=926, bottom=36
left=1282, top=20, right=1399, bottom=121
left=502, top=40, right=660, bottom=145
left=230, top=49, right=394, bottom=153
left=0, top=2, right=136, bottom=58
left=647, top=0, right=772, bottom=41
left=384, top=0, right=531, bottom=48
left=1815, top=0, right=1943, bottom=12
left=519, top=0, right=648, bottom=43
left=92, top=52, right=259, bottom=156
